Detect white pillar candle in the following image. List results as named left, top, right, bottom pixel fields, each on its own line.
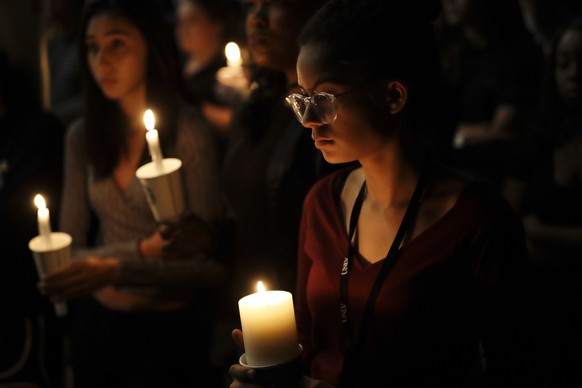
left=144, top=109, right=164, bottom=167
left=238, top=281, right=300, bottom=367
left=34, top=194, right=52, bottom=243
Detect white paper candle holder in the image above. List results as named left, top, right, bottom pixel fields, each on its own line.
left=136, top=158, right=185, bottom=223
left=28, top=232, right=72, bottom=317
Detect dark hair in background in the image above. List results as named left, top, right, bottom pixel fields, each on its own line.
left=299, top=0, right=442, bottom=135
left=176, top=0, right=242, bottom=43
left=0, top=51, right=40, bottom=114
left=539, top=15, right=582, bottom=145
left=452, top=0, right=528, bottom=41
left=236, top=0, right=327, bottom=142
left=79, top=0, right=181, bottom=179
left=437, top=0, right=529, bottom=82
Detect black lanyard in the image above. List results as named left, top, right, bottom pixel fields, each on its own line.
left=339, top=161, right=430, bottom=386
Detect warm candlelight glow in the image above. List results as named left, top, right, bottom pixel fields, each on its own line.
left=143, top=109, right=163, bottom=165
left=34, top=194, right=47, bottom=210
left=225, top=42, right=242, bottom=67
left=144, top=109, right=155, bottom=131
left=238, top=282, right=300, bottom=366
left=34, top=193, right=52, bottom=242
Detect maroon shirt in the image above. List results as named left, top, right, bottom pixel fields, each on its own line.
left=296, top=168, right=534, bottom=387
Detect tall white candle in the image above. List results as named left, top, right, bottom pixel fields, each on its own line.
left=34, top=194, right=52, bottom=243
left=144, top=109, right=164, bottom=166
left=238, top=281, right=299, bottom=367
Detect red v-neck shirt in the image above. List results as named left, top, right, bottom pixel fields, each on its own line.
left=296, top=168, right=533, bottom=387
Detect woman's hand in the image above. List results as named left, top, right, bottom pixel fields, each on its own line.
left=228, top=329, right=323, bottom=388
left=139, top=231, right=165, bottom=259
left=38, top=256, right=119, bottom=301
left=229, top=329, right=261, bottom=388
left=160, top=212, right=217, bottom=259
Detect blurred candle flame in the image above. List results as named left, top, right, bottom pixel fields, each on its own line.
left=34, top=194, right=47, bottom=209
left=144, top=109, right=155, bottom=131
left=225, top=42, right=242, bottom=67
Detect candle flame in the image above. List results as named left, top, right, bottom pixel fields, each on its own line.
left=34, top=194, right=47, bottom=209
left=144, top=109, right=155, bottom=131
left=257, top=281, right=266, bottom=293
left=225, top=42, right=242, bottom=66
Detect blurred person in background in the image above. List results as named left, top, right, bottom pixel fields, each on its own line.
left=505, top=15, right=582, bottom=387
left=0, top=50, right=65, bottom=388
left=175, top=0, right=243, bottom=148
left=438, top=0, right=543, bottom=191
left=40, top=0, right=84, bottom=128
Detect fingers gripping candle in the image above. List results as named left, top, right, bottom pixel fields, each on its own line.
left=238, top=281, right=300, bottom=367
left=30, top=194, right=72, bottom=317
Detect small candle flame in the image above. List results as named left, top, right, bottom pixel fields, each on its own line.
left=257, top=281, right=266, bottom=293
left=225, top=42, right=242, bottom=67
left=144, top=109, right=155, bottom=131
left=34, top=194, right=46, bottom=209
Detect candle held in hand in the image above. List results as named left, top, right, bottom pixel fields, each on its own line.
left=34, top=194, right=52, bottom=242
left=144, top=109, right=163, bottom=165
left=216, top=42, right=248, bottom=97
left=238, top=281, right=300, bottom=367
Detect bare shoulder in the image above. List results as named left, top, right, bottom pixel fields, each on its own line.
left=338, top=167, right=365, bottom=225
left=341, top=168, right=365, bottom=205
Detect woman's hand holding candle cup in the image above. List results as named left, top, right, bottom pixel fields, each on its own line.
left=158, top=212, right=218, bottom=259
left=39, top=256, right=119, bottom=301
left=29, top=193, right=73, bottom=317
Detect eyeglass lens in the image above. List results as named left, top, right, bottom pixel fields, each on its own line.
left=288, top=94, right=336, bottom=124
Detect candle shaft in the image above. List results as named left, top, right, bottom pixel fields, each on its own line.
left=37, top=207, right=52, bottom=241
left=146, top=129, right=164, bottom=166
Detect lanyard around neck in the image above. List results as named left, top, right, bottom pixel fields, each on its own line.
left=339, top=161, right=430, bottom=386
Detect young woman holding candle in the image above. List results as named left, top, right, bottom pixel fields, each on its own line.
left=45, top=0, right=226, bottom=387
left=230, top=0, right=539, bottom=386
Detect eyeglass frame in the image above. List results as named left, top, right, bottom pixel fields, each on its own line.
left=285, top=90, right=355, bottom=125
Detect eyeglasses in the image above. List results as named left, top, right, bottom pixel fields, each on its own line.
left=285, top=91, right=354, bottom=125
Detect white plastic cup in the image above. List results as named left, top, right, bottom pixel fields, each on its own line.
left=136, top=158, right=185, bottom=223
left=28, top=232, right=72, bottom=317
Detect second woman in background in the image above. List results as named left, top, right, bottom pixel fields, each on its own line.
left=54, top=0, right=224, bottom=387
left=221, top=0, right=334, bottom=300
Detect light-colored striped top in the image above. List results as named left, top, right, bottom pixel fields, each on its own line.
left=60, top=106, right=225, bottom=267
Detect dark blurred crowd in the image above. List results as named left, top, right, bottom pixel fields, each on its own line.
left=1, top=0, right=582, bottom=387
